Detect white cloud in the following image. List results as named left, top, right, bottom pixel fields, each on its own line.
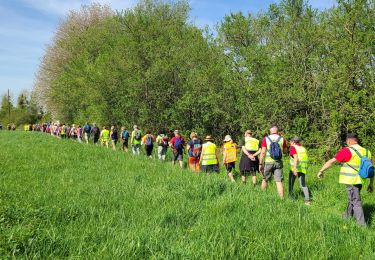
left=19, top=0, right=136, bottom=17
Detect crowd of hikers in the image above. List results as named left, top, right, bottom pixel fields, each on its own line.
left=21, top=122, right=374, bottom=226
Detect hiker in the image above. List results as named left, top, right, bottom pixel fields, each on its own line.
left=317, top=133, right=374, bottom=226
left=156, top=131, right=169, bottom=160
left=200, top=135, right=220, bottom=173
left=60, top=124, right=66, bottom=139
left=170, top=130, right=185, bottom=168
left=70, top=124, right=77, bottom=139
left=142, top=130, right=155, bottom=158
left=239, top=130, right=261, bottom=185
left=91, top=123, right=100, bottom=145
left=11, top=123, right=16, bottom=131
left=110, top=125, right=118, bottom=150
left=83, top=122, right=91, bottom=144
left=187, top=132, right=202, bottom=172
left=76, top=125, right=82, bottom=143
left=131, top=125, right=142, bottom=156
left=65, top=124, right=71, bottom=139
left=120, top=127, right=130, bottom=152
left=289, top=137, right=311, bottom=205
left=100, top=126, right=110, bottom=148
left=259, top=126, right=288, bottom=198
left=223, top=135, right=237, bottom=182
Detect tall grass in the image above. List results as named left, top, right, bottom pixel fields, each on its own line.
left=0, top=131, right=374, bottom=258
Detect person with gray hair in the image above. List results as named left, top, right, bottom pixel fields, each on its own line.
left=289, top=137, right=311, bottom=205
left=259, top=126, right=287, bottom=198
left=131, top=125, right=142, bottom=156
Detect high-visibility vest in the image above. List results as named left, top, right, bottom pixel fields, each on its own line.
left=265, top=135, right=284, bottom=163
left=102, top=130, right=110, bottom=142
left=339, top=144, right=371, bottom=185
left=289, top=145, right=309, bottom=174
left=201, top=142, right=218, bottom=166
left=223, top=142, right=237, bottom=163
left=244, top=137, right=259, bottom=151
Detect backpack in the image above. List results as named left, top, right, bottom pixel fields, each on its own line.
left=92, top=127, right=99, bottom=137
left=174, top=137, right=183, bottom=151
left=84, top=124, right=91, bottom=133
left=190, top=140, right=202, bottom=158
left=159, top=136, right=168, bottom=147
left=266, top=136, right=282, bottom=160
left=146, top=135, right=152, bottom=146
left=347, top=147, right=374, bottom=179
left=134, top=130, right=141, bottom=141
left=122, top=130, right=129, bottom=139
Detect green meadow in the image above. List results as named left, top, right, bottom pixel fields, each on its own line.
left=1, top=131, right=374, bottom=258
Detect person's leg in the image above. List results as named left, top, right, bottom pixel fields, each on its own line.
left=288, top=171, right=296, bottom=197
left=274, top=164, right=284, bottom=199
left=227, top=163, right=235, bottom=182
left=178, top=153, right=183, bottom=168
left=345, top=185, right=354, bottom=218
left=262, top=164, right=273, bottom=190
left=241, top=172, right=246, bottom=183
left=136, top=145, right=140, bottom=155
left=251, top=171, right=257, bottom=186
left=352, top=185, right=366, bottom=225
left=112, top=140, right=116, bottom=150
left=149, top=145, right=153, bottom=158
left=158, top=146, right=163, bottom=160
left=298, top=173, right=310, bottom=202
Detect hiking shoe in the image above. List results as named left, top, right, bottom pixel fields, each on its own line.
left=304, top=201, right=311, bottom=206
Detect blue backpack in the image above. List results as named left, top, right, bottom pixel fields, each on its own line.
left=174, top=137, right=183, bottom=151
left=146, top=135, right=152, bottom=146
left=122, top=130, right=129, bottom=139
left=266, top=136, right=282, bottom=160
left=348, top=147, right=374, bottom=179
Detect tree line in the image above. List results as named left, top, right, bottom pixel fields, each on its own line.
left=31, top=0, right=374, bottom=159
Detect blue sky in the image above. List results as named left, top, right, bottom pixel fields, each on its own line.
left=0, top=0, right=336, bottom=100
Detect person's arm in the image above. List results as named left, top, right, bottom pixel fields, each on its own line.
left=130, top=132, right=134, bottom=144
left=253, top=148, right=261, bottom=157
left=317, top=158, right=337, bottom=178
left=368, top=177, right=374, bottom=193
left=259, top=147, right=267, bottom=172
left=199, top=146, right=205, bottom=165
left=222, top=147, right=226, bottom=165
left=186, top=143, right=191, bottom=152
left=292, top=154, right=299, bottom=176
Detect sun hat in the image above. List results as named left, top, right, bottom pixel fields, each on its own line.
left=204, top=135, right=214, bottom=141
left=223, top=135, right=232, bottom=142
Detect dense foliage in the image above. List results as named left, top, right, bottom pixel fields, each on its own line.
left=33, top=0, right=375, bottom=157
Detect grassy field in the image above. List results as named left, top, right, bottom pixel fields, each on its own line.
left=1, top=131, right=374, bottom=258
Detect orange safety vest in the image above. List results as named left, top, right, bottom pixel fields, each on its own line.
left=223, top=141, right=237, bottom=163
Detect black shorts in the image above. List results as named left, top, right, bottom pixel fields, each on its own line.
left=225, top=162, right=235, bottom=173
left=122, top=139, right=129, bottom=148
left=145, top=145, right=153, bottom=156
left=201, top=164, right=220, bottom=173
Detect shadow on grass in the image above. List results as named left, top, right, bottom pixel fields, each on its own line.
left=363, top=204, right=375, bottom=225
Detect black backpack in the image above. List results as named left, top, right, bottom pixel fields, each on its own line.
left=134, top=130, right=141, bottom=141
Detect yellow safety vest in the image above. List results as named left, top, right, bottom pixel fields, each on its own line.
left=265, top=135, right=284, bottom=163
left=223, top=142, right=237, bottom=163
left=244, top=137, right=259, bottom=151
left=102, top=130, right=110, bottom=142
left=201, top=142, right=218, bottom=166
left=289, top=145, right=309, bottom=174
left=339, top=144, right=371, bottom=185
